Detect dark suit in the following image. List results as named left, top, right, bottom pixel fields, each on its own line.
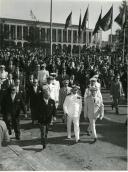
left=38, top=96, right=56, bottom=147
left=26, top=85, right=42, bottom=121
left=1, top=92, right=26, bottom=138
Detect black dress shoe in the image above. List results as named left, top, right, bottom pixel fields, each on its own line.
left=16, top=136, right=20, bottom=140
left=86, top=131, right=91, bottom=136
left=76, top=139, right=80, bottom=143
left=42, top=144, right=46, bottom=149
left=90, top=138, right=97, bottom=144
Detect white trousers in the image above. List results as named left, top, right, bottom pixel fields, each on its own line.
left=67, top=116, right=80, bottom=141
left=88, top=118, right=97, bottom=139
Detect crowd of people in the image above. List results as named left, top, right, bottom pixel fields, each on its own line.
left=0, top=47, right=127, bottom=148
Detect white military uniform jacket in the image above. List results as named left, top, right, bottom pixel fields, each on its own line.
left=63, top=93, right=82, bottom=118
left=0, top=70, right=8, bottom=83
left=51, top=79, right=60, bottom=102
left=84, top=95, right=104, bottom=120
left=84, top=85, right=102, bottom=101
left=38, top=69, right=49, bottom=85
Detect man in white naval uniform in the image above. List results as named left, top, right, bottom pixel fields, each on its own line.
left=84, top=77, right=102, bottom=100
left=84, top=86, right=104, bottom=143
left=38, top=63, right=49, bottom=87
left=93, top=74, right=101, bottom=90
left=63, top=85, right=82, bottom=143
left=0, top=65, right=8, bottom=84
left=50, top=73, right=60, bottom=108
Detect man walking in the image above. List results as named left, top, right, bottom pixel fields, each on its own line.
left=84, top=86, right=104, bottom=143
left=1, top=85, right=26, bottom=140
left=63, top=85, right=82, bottom=143
left=38, top=88, right=56, bottom=149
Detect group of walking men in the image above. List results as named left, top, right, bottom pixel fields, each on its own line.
left=0, top=61, right=125, bottom=149
left=0, top=61, right=105, bottom=149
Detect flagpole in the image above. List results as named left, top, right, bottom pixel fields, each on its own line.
left=79, top=9, right=81, bottom=59
left=71, top=27, right=73, bottom=58
left=50, top=0, right=53, bottom=58
left=88, top=4, right=89, bottom=29
left=122, top=28, right=125, bottom=64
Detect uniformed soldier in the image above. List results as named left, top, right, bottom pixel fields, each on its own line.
left=59, top=79, right=72, bottom=123
left=38, top=63, right=49, bottom=86
left=50, top=73, right=60, bottom=108
left=0, top=65, right=8, bottom=84
left=84, top=86, right=104, bottom=143
left=84, top=77, right=102, bottom=100
left=63, top=85, right=82, bottom=143
left=93, top=74, right=101, bottom=90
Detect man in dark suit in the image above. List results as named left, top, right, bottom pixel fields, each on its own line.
left=38, top=88, right=56, bottom=149
left=1, top=85, right=26, bottom=140
left=26, top=78, right=42, bottom=124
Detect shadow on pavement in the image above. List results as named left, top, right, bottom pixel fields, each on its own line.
left=96, top=118, right=127, bottom=149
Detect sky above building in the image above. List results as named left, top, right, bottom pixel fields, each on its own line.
left=0, top=0, right=123, bottom=41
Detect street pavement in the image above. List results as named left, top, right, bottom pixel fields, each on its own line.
left=0, top=89, right=127, bottom=170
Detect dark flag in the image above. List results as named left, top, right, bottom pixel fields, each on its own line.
left=115, top=6, right=126, bottom=28
left=78, top=13, right=82, bottom=41
left=93, top=10, right=102, bottom=35
left=81, top=7, right=89, bottom=30
left=30, top=10, right=37, bottom=21
left=100, top=5, right=113, bottom=31
left=65, top=12, right=72, bottom=29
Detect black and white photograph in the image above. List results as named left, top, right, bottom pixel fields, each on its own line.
left=0, top=0, right=127, bottom=170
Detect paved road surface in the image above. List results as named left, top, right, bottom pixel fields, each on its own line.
left=0, top=89, right=127, bottom=170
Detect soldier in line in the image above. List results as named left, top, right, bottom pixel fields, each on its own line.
left=63, top=85, right=82, bottom=143
left=37, top=88, right=56, bottom=149
left=84, top=86, right=104, bottom=143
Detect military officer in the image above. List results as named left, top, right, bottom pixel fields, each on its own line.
left=59, top=79, right=72, bottom=123
left=50, top=73, right=60, bottom=108
left=84, top=77, right=102, bottom=100
left=38, top=63, right=49, bottom=87
left=63, top=85, right=82, bottom=143
left=84, top=86, right=104, bottom=143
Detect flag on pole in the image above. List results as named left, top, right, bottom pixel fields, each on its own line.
left=100, top=5, right=113, bottom=31
left=78, top=12, right=82, bottom=41
left=65, top=12, right=72, bottom=29
left=93, top=9, right=102, bottom=35
left=81, top=7, right=89, bottom=31
left=30, top=10, right=37, bottom=21
left=115, top=6, right=126, bottom=28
